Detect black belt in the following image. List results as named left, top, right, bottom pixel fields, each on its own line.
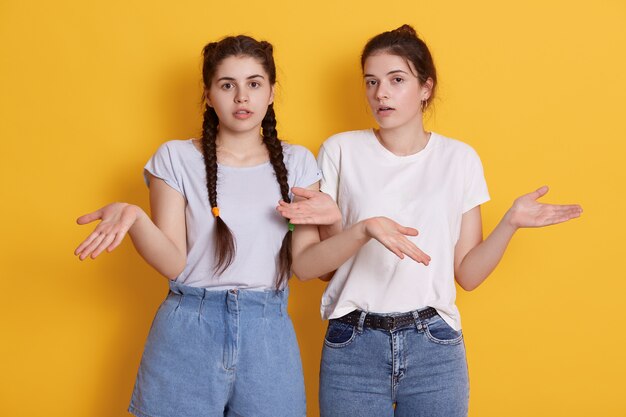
left=333, top=307, right=438, bottom=331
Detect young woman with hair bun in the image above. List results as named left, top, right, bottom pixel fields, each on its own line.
left=279, top=24, right=582, bottom=416
left=75, top=35, right=320, bottom=417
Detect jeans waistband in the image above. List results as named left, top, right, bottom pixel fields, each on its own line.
left=333, top=307, right=438, bottom=331
left=166, top=281, right=288, bottom=318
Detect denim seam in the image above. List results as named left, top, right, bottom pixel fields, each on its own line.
left=424, top=327, right=464, bottom=345
left=324, top=324, right=358, bottom=348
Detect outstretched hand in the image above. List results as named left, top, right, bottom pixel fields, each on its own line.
left=363, top=217, right=431, bottom=265
left=506, top=186, right=582, bottom=228
left=276, top=187, right=342, bottom=226
left=74, top=203, right=140, bottom=260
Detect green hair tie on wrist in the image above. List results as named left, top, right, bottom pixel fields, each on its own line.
left=288, top=222, right=295, bottom=232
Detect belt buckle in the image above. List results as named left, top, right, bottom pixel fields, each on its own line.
left=387, top=315, right=396, bottom=330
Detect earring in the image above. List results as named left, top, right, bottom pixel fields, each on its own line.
left=421, top=99, right=428, bottom=112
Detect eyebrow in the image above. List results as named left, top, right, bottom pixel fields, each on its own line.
left=363, top=70, right=409, bottom=77
left=216, top=74, right=265, bottom=82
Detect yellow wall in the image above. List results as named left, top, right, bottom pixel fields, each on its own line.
left=1, top=0, right=625, bottom=416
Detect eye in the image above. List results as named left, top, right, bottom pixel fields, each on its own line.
left=365, top=79, right=377, bottom=87
left=392, top=77, right=404, bottom=84
left=221, top=82, right=234, bottom=90
left=249, top=81, right=261, bottom=88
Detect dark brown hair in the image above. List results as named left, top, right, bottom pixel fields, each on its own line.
left=361, top=24, right=437, bottom=107
left=200, top=35, right=292, bottom=289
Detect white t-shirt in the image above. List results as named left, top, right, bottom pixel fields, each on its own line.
left=318, top=129, right=490, bottom=330
left=144, top=139, right=321, bottom=290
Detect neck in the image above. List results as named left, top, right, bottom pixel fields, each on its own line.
left=215, top=127, right=268, bottom=166
left=376, top=116, right=430, bottom=156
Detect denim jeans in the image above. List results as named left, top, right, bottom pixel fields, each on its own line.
left=129, top=281, right=306, bottom=417
left=319, top=309, right=469, bottom=417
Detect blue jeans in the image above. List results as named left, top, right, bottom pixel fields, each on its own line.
left=319, top=309, right=469, bottom=417
left=129, top=281, right=306, bottom=417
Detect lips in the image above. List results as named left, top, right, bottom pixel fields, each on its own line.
left=233, top=109, right=253, bottom=119
left=377, top=106, right=395, bottom=116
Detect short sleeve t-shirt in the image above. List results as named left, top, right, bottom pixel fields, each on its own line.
left=318, top=129, right=490, bottom=330
left=144, top=139, right=321, bottom=290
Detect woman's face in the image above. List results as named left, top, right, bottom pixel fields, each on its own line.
left=207, top=55, right=274, bottom=135
left=363, top=52, right=431, bottom=130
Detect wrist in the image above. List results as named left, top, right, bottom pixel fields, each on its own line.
left=356, top=219, right=373, bottom=241
left=128, top=205, right=147, bottom=229
left=502, top=209, right=520, bottom=232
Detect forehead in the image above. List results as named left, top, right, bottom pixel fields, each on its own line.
left=213, top=55, right=268, bottom=80
left=363, top=52, right=416, bottom=77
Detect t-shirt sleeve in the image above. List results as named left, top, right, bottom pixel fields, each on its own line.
left=143, top=142, right=183, bottom=194
left=291, top=145, right=322, bottom=189
left=317, top=143, right=340, bottom=202
left=462, top=147, right=490, bottom=213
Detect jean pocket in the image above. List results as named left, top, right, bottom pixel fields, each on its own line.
left=324, top=320, right=357, bottom=348
left=425, top=317, right=464, bottom=345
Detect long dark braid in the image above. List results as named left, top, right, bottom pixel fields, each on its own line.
left=261, top=104, right=292, bottom=289
left=200, top=36, right=293, bottom=287
left=200, top=103, right=236, bottom=274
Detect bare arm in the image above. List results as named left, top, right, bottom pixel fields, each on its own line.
left=75, top=175, right=187, bottom=279
left=287, top=184, right=430, bottom=281
left=454, top=186, right=583, bottom=291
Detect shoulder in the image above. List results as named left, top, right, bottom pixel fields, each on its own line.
left=149, top=139, right=200, bottom=159
left=281, top=142, right=315, bottom=160
left=320, top=129, right=373, bottom=155
left=432, top=132, right=482, bottom=160
left=323, top=129, right=372, bottom=147
left=153, top=139, right=197, bottom=155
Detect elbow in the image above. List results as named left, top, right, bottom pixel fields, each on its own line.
left=291, top=262, right=318, bottom=281
left=455, top=275, right=479, bottom=292
left=292, top=269, right=317, bottom=282
left=458, top=281, right=479, bottom=292
left=164, top=257, right=186, bottom=281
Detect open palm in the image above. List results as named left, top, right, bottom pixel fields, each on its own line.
left=507, top=186, right=582, bottom=228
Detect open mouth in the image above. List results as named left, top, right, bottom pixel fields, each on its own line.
left=233, top=109, right=253, bottom=119
left=377, top=106, right=395, bottom=114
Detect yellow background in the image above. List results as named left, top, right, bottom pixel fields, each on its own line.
left=1, top=0, right=625, bottom=416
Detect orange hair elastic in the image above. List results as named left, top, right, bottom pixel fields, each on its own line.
left=211, top=207, right=220, bottom=218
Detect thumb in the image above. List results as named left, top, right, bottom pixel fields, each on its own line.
left=76, top=210, right=102, bottom=225
left=530, top=185, right=549, bottom=200
left=291, top=187, right=318, bottom=199
left=399, top=226, right=419, bottom=236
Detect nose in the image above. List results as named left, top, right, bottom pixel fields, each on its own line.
left=235, top=92, right=248, bottom=104
left=376, top=84, right=389, bottom=101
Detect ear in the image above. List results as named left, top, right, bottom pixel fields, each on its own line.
left=204, top=89, right=213, bottom=108
left=268, top=85, right=275, bottom=105
left=421, top=78, right=434, bottom=101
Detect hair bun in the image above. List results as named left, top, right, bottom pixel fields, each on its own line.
left=394, top=24, right=417, bottom=37
left=259, top=40, right=274, bottom=54
left=202, top=42, right=218, bottom=58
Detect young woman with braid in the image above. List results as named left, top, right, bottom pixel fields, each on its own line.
left=278, top=25, right=583, bottom=417
left=74, top=35, right=319, bottom=417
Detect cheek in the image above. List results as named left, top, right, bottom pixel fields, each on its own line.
left=397, top=88, right=421, bottom=112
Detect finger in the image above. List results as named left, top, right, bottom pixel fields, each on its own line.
left=76, top=210, right=103, bottom=225
left=547, top=206, right=583, bottom=225
left=74, top=230, right=104, bottom=255
left=91, top=233, right=117, bottom=258
left=291, top=187, right=318, bottom=199
left=401, top=241, right=431, bottom=265
left=108, top=229, right=128, bottom=252
left=381, top=240, right=405, bottom=259
left=78, top=232, right=106, bottom=260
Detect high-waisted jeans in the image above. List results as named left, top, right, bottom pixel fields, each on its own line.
left=129, top=281, right=306, bottom=417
